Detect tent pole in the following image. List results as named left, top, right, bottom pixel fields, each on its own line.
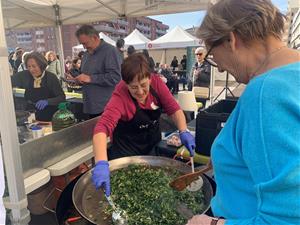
left=53, top=4, right=65, bottom=83
left=0, top=1, right=30, bottom=224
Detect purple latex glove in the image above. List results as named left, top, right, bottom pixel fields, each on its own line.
left=35, top=100, right=48, bottom=110
left=179, top=131, right=195, bottom=157
left=92, top=160, right=111, bottom=196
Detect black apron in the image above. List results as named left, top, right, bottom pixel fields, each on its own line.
left=24, top=76, right=58, bottom=122
left=108, top=86, right=162, bottom=160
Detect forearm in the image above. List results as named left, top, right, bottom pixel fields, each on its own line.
left=93, top=132, right=108, bottom=162
left=170, top=109, right=187, bottom=132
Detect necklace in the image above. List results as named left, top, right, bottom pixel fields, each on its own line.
left=252, top=45, right=286, bottom=76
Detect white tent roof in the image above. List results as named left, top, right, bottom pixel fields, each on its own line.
left=147, top=26, right=203, bottom=49
left=2, top=0, right=211, bottom=29
left=100, top=32, right=116, bottom=46
left=124, top=29, right=150, bottom=50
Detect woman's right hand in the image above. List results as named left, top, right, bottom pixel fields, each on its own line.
left=91, top=160, right=111, bottom=196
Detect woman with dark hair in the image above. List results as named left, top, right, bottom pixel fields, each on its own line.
left=91, top=53, right=195, bottom=196
left=11, top=52, right=65, bottom=121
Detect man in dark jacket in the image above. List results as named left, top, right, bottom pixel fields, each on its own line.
left=75, top=25, right=122, bottom=118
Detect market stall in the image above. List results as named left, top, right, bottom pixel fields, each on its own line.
left=124, top=28, right=150, bottom=50
left=0, top=1, right=212, bottom=224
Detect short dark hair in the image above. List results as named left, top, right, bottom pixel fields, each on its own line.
left=75, top=24, right=99, bottom=38
left=25, top=52, right=48, bottom=71
left=142, top=49, right=150, bottom=58
left=116, top=38, right=125, bottom=48
left=78, top=51, right=85, bottom=58
left=72, top=57, right=81, bottom=66
left=121, top=53, right=151, bottom=84
left=127, top=45, right=136, bottom=55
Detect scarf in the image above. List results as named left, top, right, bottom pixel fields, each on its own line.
left=33, top=71, right=45, bottom=88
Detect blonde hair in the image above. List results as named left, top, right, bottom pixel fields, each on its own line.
left=197, top=0, right=285, bottom=47
left=45, top=51, right=57, bottom=61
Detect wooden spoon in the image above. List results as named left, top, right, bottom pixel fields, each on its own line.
left=169, top=164, right=212, bottom=191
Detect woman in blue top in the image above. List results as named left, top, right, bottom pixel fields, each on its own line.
left=186, top=0, right=300, bottom=225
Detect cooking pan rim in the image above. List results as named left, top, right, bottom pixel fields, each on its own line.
left=72, top=156, right=213, bottom=225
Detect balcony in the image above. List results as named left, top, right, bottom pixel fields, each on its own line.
left=112, top=19, right=129, bottom=26
left=36, top=39, right=45, bottom=43
left=96, top=24, right=116, bottom=33
left=136, top=24, right=151, bottom=32
left=156, top=29, right=166, bottom=35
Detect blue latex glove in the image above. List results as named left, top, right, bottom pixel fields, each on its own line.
left=92, top=160, right=111, bottom=196
left=179, top=130, right=195, bottom=157
left=35, top=100, right=48, bottom=110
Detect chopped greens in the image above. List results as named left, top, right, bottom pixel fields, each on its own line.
left=106, top=165, right=205, bottom=225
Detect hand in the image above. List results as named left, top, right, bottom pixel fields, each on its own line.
left=35, top=100, right=48, bottom=110
left=75, top=74, right=91, bottom=84
left=186, top=215, right=225, bottom=225
left=65, top=73, right=74, bottom=80
left=179, top=130, right=195, bottom=157
left=91, top=160, right=111, bottom=196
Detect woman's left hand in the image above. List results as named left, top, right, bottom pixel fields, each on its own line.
left=186, top=215, right=225, bottom=225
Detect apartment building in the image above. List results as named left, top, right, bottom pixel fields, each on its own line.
left=5, top=17, right=168, bottom=58
left=287, top=0, right=300, bottom=49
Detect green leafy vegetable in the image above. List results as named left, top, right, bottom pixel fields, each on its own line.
left=105, top=165, right=205, bottom=225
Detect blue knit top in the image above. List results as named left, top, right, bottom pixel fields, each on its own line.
left=211, top=62, right=300, bottom=225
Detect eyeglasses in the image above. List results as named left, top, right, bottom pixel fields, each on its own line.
left=203, top=38, right=225, bottom=67
left=195, top=53, right=203, bottom=56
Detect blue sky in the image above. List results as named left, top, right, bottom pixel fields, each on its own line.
left=149, top=0, right=288, bottom=31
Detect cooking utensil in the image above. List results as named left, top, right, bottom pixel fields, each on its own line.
left=66, top=216, right=82, bottom=223
left=169, top=164, right=212, bottom=191
left=190, top=157, right=195, bottom=173
left=105, top=195, right=128, bottom=225
left=72, top=156, right=213, bottom=225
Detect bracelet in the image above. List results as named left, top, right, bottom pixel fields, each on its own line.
left=210, top=217, right=220, bottom=225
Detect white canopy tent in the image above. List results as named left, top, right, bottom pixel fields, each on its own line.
left=124, top=28, right=150, bottom=50
left=72, top=32, right=116, bottom=57
left=0, top=0, right=212, bottom=224
left=147, top=25, right=202, bottom=49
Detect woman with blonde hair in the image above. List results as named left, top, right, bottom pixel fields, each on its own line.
left=45, top=50, right=62, bottom=81
left=186, top=0, right=300, bottom=224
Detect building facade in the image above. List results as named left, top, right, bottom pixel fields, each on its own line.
left=5, top=17, right=169, bottom=58
left=287, top=0, right=300, bottom=49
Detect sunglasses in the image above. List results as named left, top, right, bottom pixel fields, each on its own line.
left=195, top=53, right=203, bottom=56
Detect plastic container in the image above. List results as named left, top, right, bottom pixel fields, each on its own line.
left=31, top=125, right=44, bottom=139
left=52, top=102, right=76, bottom=131
left=195, top=99, right=237, bottom=156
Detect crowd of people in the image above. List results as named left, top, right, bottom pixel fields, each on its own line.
left=8, top=1, right=300, bottom=223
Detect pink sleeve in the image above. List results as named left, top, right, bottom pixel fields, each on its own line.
left=93, top=91, right=124, bottom=138
left=152, top=75, right=181, bottom=115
